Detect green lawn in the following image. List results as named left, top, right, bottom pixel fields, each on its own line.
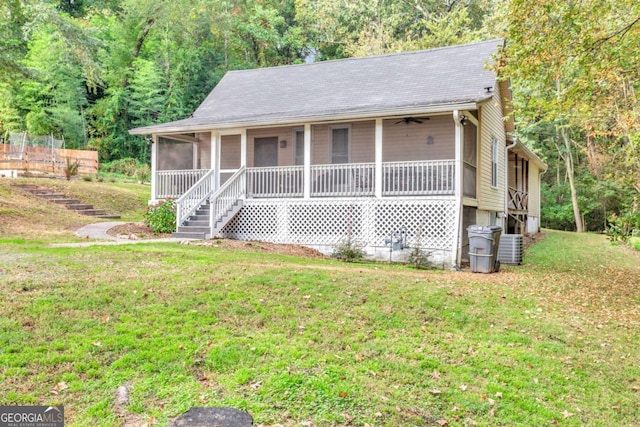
left=0, top=178, right=149, bottom=242
left=1, top=228, right=639, bottom=426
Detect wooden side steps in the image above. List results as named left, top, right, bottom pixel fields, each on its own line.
left=11, top=183, right=121, bottom=219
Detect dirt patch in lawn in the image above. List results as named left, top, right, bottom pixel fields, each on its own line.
left=107, top=222, right=327, bottom=259
left=107, top=222, right=171, bottom=240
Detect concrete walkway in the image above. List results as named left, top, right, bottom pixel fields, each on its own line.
left=50, top=222, right=188, bottom=248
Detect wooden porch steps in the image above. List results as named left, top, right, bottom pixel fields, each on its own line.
left=11, top=183, right=121, bottom=219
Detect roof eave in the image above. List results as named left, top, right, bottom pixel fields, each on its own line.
left=129, top=101, right=482, bottom=136
left=514, top=139, right=547, bottom=171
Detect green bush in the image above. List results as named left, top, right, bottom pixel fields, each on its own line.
left=144, top=200, right=176, bottom=233
left=332, top=237, right=365, bottom=262
left=407, top=246, right=433, bottom=269
left=135, top=163, right=151, bottom=183
left=101, top=158, right=140, bottom=175
left=606, top=208, right=640, bottom=243
left=101, top=158, right=151, bottom=182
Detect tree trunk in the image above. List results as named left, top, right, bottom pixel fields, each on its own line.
left=559, top=125, right=584, bottom=232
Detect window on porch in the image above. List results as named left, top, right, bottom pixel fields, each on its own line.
left=331, top=126, right=350, bottom=164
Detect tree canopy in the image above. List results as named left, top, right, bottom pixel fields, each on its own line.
left=0, top=0, right=638, bottom=232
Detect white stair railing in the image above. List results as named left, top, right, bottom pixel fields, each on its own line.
left=175, top=169, right=216, bottom=229
left=210, top=166, right=246, bottom=232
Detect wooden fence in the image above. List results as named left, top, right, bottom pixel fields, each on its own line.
left=0, top=144, right=98, bottom=176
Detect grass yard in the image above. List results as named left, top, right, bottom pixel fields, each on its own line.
left=0, top=178, right=149, bottom=242
left=0, top=179, right=639, bottom=426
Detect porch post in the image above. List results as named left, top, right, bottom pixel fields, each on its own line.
left=374, top=118, right=383, bottom=198
left=303, top=123, right=311, bottom=199
left=240, top=129, right=247, bottom=168
left=211, top=132, right=220, bottom=189
left=452, top=111, right=464, bottom=267
left=150, top=134, right=158, bottom=203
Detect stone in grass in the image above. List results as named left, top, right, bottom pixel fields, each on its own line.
left=171, top=407, right=253, bottom=427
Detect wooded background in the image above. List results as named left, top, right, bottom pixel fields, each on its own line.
left=1, top=0, right=638, bottom=233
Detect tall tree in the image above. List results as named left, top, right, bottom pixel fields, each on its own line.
left=496, top=0, right=640, bottom=231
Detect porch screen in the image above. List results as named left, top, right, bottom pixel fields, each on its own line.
left=463, top=124, right=477, bottom=198
left=158, top=137, right=194, bottom=170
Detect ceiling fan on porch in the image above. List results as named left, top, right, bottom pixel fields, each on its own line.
left=394, top=117, right=428, bottom=125
left=395, top=117, right=429, bottom=136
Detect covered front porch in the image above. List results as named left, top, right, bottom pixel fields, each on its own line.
left=150, top=112, right=476, bottom=202
left=155, top=160, right=455, bottom=200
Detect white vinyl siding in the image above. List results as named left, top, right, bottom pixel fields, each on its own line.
left=528, top=163, right=541, bottom=217
left=477, top=85, right=507, bottom=212
left=491, top=136, right=498, bottom=188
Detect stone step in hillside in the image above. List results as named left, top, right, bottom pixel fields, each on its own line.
left=11, top=183, right=121, bottom=219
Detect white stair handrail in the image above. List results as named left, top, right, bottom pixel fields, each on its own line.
left=210, top=166, right=246, bottom=231
left=176, top=169, right=216, bottom=228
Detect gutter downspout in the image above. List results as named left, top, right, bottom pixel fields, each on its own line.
left=452, top=110, right=464, bottom=269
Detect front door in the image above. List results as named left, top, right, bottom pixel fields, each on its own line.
left=254, top=137, right=278, bottom=167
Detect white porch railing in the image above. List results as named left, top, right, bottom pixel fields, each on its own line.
left=159, top=160, right=456, bottom=202
left=508, top=187, right=528, bottom=211
left=311, top=162, right=375, bottom=197
left=210, top=166, right=246, bottom=228
left=175, top=169, right=216, bottom=227
left=157, top=169, right=209, bottom=199
left=383, top=160, right=454, bottom=195
left=248, top=165, right=303, bottom=198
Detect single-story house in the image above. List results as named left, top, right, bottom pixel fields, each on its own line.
left=130, top=39, right=546, bottom=267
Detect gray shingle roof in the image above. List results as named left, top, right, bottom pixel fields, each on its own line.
left=130, top=39, right=502, bottom=134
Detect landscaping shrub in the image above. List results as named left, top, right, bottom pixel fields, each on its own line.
left=407, top=246, right=434, bottom=269
left=332, top=237, right=365, bottom=262
left=606, top=207, right=640, bottom=243
left=144, top=200, right=176, bottom=233
left=101, top=158, right=151, bottom=182
left=63, top=157, right=79, bottom=181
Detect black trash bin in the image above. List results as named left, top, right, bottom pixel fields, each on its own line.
left=467, top=225, right=502, bottom=273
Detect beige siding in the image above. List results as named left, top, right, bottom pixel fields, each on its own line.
left=220, top=134, right=241, bottom=169
left=311, top=121, right=375, bottom=164
left=197, top=132, right=211, bottom=169
left=382, top=115, right=454, bottom=161
left=311, top=124, right=328, bottom=164
left=247, top=126, right=296, bottom=166
left=477, top=86, right=507, bottom=212
left=528, top=163, right=541, bottom=217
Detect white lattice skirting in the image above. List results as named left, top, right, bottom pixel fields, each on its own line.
left=220, top=197, right=458, bottom=265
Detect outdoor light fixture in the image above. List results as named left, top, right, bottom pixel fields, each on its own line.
left=279, top=139, right=287, bottom=148
left=426, top=135, right=434, bottom=145
left=460, top=115, right=469, bottom=126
